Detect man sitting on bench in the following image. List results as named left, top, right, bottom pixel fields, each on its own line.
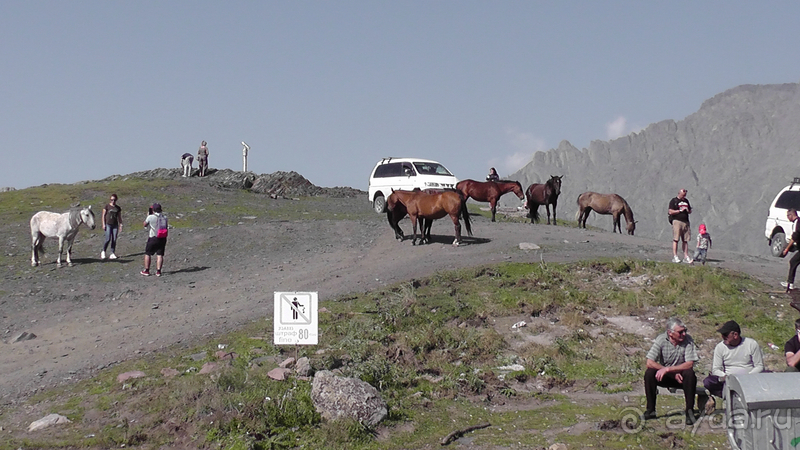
left=703, top=320, right=764, bottom=414
left=643, top=317, right=700, bottom=425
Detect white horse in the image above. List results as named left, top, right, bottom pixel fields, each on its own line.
left=30, top=205, right=96, bottom=267
left=180, top=153, right=194, bottom=177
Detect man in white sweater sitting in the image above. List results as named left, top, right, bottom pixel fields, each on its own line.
left=702, top=320, right=764, bottom=413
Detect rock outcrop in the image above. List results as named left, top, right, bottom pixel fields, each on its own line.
left=311, top=370, right=387, bottom=427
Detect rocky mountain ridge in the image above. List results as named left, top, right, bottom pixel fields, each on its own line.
left=505, top=82, right=800, bottom=256
left=95, top=168, right=365, bottom=199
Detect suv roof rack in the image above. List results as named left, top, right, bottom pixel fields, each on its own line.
left=792, top=177, right=800, bottom=187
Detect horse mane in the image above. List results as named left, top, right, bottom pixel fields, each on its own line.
left=622, top=199, right=634, bottom=221
left=69, top=209, right=81, bottom=228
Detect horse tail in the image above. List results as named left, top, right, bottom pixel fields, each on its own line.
left=575, top=193, right=583, bottom=221
left=460, top=197, right=473, bottom=236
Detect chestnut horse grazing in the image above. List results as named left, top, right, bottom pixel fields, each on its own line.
left=525, top=175, right=562, bottom=224
left=456, top=179, right=524, bottom=222
left=576, top=192, right=636, bottom=235
left=386, top=190, right=472, bottom=246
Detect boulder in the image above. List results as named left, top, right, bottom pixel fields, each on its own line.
left=251, top=171, right=323, bottom=197
left=160, top=368, right=179, bottom=378
left=209, top=169, right=256, bottom=190
left=311, top=370, right=387, bottom=427
left=117, top=371, right=146, bottom=383
left=28, top=413, right=71, bottom=432
left=268, top=367, right=292, bottom=381
left=295, top=357, right=313, bottom=377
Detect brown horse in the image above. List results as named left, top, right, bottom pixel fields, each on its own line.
left=576, top=192, right=636, bottom=235
left=456, top=179, right=524, bottom=222
left=386, top=190, right=472, bottom=245
left=525, top=175, right=562, bottom=224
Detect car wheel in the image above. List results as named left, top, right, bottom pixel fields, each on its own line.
left=771, top=232, right=786, bottom=257
left=373, top=195, right=386, bottom=214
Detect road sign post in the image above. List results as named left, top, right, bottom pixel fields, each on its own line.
left=273, top=292, right=318, bottom=345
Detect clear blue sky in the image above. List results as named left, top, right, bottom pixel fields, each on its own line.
left=2, top=2, right=799, bottom=190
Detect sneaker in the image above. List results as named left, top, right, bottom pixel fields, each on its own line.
left=672, top=255, right=681, bottom=263
left=100, top=251, right=106, bottom=260
left=140, top=269, right=150, bottom=276
left=109, top=253, right=117, bottom=260
left=781, top=281, right=795, bottom=289
left=684, top=257, right=693, bottom=264
left=685, top=410, right=698, bottom=426
left=156, top=270, right=162, bottom=277
left=643, top=410, right=657, bottom=420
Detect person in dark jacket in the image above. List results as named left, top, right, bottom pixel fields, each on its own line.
left=781, top=209, right=800, bottom=292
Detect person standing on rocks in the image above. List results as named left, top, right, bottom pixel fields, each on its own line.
left=197, top=141, right=209, bottom=177
left=141, top=203, right=167, bottom=277
left=643, top=317, right=700, bottom=425
left=781, top=209, right=800, bottom=292
left=101, top=193, right=123, bottom=260
left=668, top=188, right=693, bottom=263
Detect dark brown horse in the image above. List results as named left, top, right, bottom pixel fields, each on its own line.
left=525, top=175, right=562, bottom=224
left=456, top=179, right=524, bottom=222
left=386, top=190, right=472, bottom=245
left=576, top=192, right=636, bottom=235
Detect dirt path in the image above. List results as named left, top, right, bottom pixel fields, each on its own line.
left=0, top=200, right=786, bottom=406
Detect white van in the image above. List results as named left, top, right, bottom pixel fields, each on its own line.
left=765, top=177, right=800, bottom=256
left=368, top=157, right=458, bottom=213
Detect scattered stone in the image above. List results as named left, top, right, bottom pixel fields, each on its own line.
left=186, top=351, right=207, bottom=361
left=597, top=419, right=620, bottom=430
left=295, top=357, right=312, bottom=376
left=215, top=350, right=236, bottom=360
left=198, top=362, right=218, bottom=374
left=268, top=367, right=292, bottom=381
left=160, top=368, right=179, bottom=378
left=519, top=242, right=540, bottom=250
left=511, top=320, right=527, bottom=329
left=311, top=370, right=388, bottom=427
left=279, top=357, right=296, bottom=368
left=117, top=371, right=146, bottom=383
left=549, top=444, right=567, bottom=450
left=249, top=355, right=276, bottom=367
left=497, top=364, right=525, bottom=372
left=12, top=331, right=37, bottom=343
left=28, top=413, right=71, bottom=432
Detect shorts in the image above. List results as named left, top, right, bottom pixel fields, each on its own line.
left=145, top=236, right=167, bottom=256
left=672, top=220, right=691, bottom=243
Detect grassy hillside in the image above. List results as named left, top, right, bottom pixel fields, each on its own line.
left=0, top=178, right=792, bottom=449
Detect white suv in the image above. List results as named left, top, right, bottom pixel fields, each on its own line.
left=368, top=157, right=458, bottom=213
left=765, top=177, right=800, bottom=257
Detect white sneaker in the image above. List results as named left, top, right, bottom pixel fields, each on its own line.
left=109, top=253, right=117, bottom=260
left=781, top=282, right=795, bottom=289
left=672, top=255, right=681, bottom=263
left=684, top=257, right=693, bottom=264
left=100, top=251, right=106, bottom=260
